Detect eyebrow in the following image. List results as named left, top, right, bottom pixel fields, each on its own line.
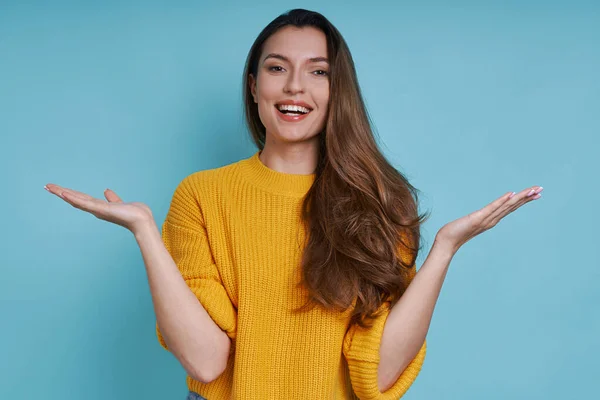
left=262, top=53, right=329, bottom=64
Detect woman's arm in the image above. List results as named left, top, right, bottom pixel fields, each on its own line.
left=378, top=239, right=452, bottom=392
left=44, top=183, right=231, bottom=383
left=378, top=186, right=543, bottom=391
left=135, top=220, right=231, bottom=383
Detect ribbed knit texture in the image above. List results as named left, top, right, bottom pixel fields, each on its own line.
left=156, top=151, right=427, bottom=399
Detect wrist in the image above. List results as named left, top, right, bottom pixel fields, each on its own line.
left=132, top=218, right=159, bottom=242
left=432, top=235, right=459, bottom=258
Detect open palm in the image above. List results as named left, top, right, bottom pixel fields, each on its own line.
left=44, top=183, right=153, bottom=234
left=436, top=185, right=543, bottom=254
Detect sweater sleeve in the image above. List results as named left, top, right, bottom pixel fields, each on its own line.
left=342, top=235, right=426, bottom=399
left=342, top=303, right=427, bottom=400
left=156, top=175, right=237, bottom=351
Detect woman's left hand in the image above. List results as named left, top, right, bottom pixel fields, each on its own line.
left=435, top=185, right=543, bottom=255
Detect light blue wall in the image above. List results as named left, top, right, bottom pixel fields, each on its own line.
left=1, top=1, right=598, bottom=399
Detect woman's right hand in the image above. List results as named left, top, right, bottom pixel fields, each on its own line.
left=44, top=183, right=154, bottom=235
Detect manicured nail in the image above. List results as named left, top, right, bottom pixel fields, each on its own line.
left=509, top=192, right=516, bottom=199
left=535, top=186, right=544, bottom=194
left=532, top=193, right=542, bottom=200
left=527, top=189, right=536, bottom=197
left=44, top=185, right=50, bottom=192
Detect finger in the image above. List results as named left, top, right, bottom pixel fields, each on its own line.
left=494, top=186, right=541, bottom=213
left=45, top=184, right=94, bottom=200
left=472, top=191, right=515, bottom=221
left=503, top=188, right=542, bottom=215
left=489, top=199, right=531, bottom=227
left=487, top=186, right=542, bottom=226
left=509, top=186, right=543, bottom=208
left=61, top=190, right=108, bottom=216
left=492, top=186, right=539, bottom=216
left=104, top=188, right=123, bottom=203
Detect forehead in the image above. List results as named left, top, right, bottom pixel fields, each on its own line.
left=261, top=26, right=328, bottom=61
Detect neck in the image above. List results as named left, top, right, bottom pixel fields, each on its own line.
left=259, top=140, right=319, bottom=175
left=240, top=149, right=316, bottom=197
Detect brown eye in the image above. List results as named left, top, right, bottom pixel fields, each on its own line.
left=314, top=70, right=328, bottom=76
left=269, top=66, right=284, bottom=72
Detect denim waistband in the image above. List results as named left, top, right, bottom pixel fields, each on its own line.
left=186, top=391, right=208, bottom=400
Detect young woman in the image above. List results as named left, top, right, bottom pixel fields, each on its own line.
left=44, top=8, right=542, bottom=400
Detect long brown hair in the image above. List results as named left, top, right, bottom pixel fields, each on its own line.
left=242, top=9, right=430, bottom=329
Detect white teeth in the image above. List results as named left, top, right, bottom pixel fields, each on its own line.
left=277, top=104, right=311, bottom=114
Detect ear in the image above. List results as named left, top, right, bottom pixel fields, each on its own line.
left=249, top=74, right=258, bottom=103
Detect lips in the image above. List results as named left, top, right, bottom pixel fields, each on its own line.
left=275, top=100, right=314, bottom=110
left=274, top=105, right=312, bottom=123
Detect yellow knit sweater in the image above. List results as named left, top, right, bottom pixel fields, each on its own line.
left=156, top=151, right=427, bottom=399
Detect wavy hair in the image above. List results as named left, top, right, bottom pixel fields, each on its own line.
left=242, top=9, right=430, bottom=329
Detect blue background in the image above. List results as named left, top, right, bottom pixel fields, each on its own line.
left=1, top=1, right=598, bottom=399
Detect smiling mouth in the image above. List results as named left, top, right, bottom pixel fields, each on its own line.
left=274, top=105, right=313, bottom=116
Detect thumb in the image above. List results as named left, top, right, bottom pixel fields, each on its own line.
left=104, top=188, right=123, bottom=203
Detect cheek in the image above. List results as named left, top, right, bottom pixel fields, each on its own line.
left=317, top=86, right=329, bottom=109
left=317, top=89, right=329, bottom=117
left=256, top=96, right=277, bottom=129
left=256, top=84, right=278, bottom=118
left=256, top=76, right=279, bottom=100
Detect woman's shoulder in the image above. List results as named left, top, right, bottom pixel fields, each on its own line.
left=174, top=155, right=250, bottom=198
left=166, top=157, right=248, bottom=220
left=185, top=156, right=246, bottom=185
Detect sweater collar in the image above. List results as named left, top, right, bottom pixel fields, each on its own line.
left=239, top=151, right=316, bottom=197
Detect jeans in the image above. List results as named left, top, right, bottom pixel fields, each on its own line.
left=186, top=391, right=208, bottom=400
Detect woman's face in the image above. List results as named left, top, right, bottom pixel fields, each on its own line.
left=249, top=26, right=330, bottom=146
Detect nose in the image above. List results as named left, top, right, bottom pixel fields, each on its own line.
left=283, top=69, right=304, bottom=94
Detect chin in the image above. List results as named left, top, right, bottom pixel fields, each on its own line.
left=274, top=130, right=320, bottom=144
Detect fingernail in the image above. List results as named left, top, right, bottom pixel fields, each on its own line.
left=535, top=186, right=544, bottom=194
left=44, top=185, right=50, bottom=192
left=527, top=189, right=536, bottom=197
left=509, top=192, right=516, bottom=199
left=533, top=193, right=542, bottom=200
